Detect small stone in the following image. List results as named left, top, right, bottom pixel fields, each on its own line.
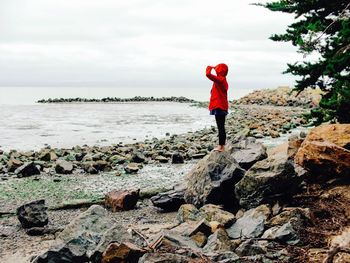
left=151, top=188, right=186, bottom=212
left=7, top=158, right=23, bottom=172
left=15, top=162, right=41, bottom=178
left=16, top=200, right=48, bottom=229
left=124, top=163, right=140, bottom=174
left=101, top=242, right=145, bottom=263
left=55, top=159, right=74, bottom=174
left=155, top=155, right=168, bottom=163
left=105, top=189, right=140, bottom=212
left=132, top=152, right=146, bottom=163
left=171, top=152, right=185, bottom=164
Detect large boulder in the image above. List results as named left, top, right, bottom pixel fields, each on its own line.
left=184, top=151, right=245, bottom=209
left=34, top=205, right=118, bottom=263
left=16, top=199, right=48, bottom=229
left=229, top=137, right=267, bottom=170
left=235, top=149, right=301, bottom=209
left=300, top=124, right=350, bottom=148
left=295, top=124, right=350, bottom=178
left=58, top=205, right=113, bottom=242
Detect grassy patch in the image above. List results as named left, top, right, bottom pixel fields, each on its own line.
left=0, top=176, right=102, bottom=207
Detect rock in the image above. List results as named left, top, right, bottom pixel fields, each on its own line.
left=36, top=212, right=121, bottom=263
left=38, top=150, right=58, bottom=162
left=190, top=231, right=207, bottom=247
left=93, top=160, right=110, bottom=172
left=184, top=151, right=245, bottom=209
left=55, top=159, right=74, bottom=174
left=171, top=152, right=185, bottom=164
left=229, top=137, right=267, bottom=170
left=132, top=152, right=146, bottom=163
left=203, top=228, right=232, bottom=252
left=287, top=134, right=304, bottom=160
left=138, top=253, right=192, bottom=263
left=15, top=162, right=41, bottom=177
left=7, top=158, right=23, bottom=172
left=16, top=200, right=48, bottom=229
left=58, top=205, right=113, bottom=243
left=105, top=189, right=139, bottom=212
left=205, top=251, right=240, bottom=262
left=262, top=221, right=300, bottom=245
left=90, top=224, right=135, bottom=263
left=32, top=242, right=90, bottom=263
left=295, top=124, right=350, bottom=178
left=151, top=189, right=185, bottom=212
left=101, top=242, right=145, bottom=263
left=209, top=221, right=223, bottom=233
left=188, top=219, right=212, bottom=237
left=235, top=149, right=300, bottom=209
left=235, top=239, right=266, bottom=257
left=226, top=205, right=270, bottom=239
left=268, top=207, right=312, bottom=226
left=176, top=204, right=205, bottom=223
left=155, top=155, right=168, bottom=163
left=295, top=141, right=350, bottom=178
left=199, top=204, right=235, bottom=227
left=302, top=124, right=350, bottom=148
left=149, top=230, right=198, bottom=251
left=124, top=163, right=140, bottom=174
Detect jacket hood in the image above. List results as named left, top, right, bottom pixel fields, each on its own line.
left=215, top=63, right=228, bottom=77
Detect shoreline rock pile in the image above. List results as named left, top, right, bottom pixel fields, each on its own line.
left=233, top=86, right=322, bottom=108
left=29, top=124, right=350, bottom=262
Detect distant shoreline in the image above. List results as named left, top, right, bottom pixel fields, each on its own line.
left=37, top=96, right=198, bottom=104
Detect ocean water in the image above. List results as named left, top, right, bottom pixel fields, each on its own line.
left=0, top=102, right=214, bottom=151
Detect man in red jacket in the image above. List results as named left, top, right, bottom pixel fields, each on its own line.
left=206, top=63, right=229, bottom=152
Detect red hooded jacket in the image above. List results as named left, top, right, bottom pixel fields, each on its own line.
left=206, top=63, right=229, bottom=111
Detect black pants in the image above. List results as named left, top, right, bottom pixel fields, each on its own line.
left=215, top=115, right=226, bottom=145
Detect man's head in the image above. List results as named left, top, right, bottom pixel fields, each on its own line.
left=214, top=63, right=228, bottom=77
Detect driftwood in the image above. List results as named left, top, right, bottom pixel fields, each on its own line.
left=0, top=211, right=16, bottom=217
left=49, top=198, right=104, bottom=211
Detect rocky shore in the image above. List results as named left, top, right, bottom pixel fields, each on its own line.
left=233, top=86, right=322, bottom=108
left=1, top=88, right=348, bottom=262
left=0, top=124, right=348, bottom=263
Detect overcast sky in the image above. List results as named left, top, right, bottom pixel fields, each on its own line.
left=0, top=0, right=301, bottom=94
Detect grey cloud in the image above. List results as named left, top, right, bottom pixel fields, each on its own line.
left=0, top=0, right=298, bottom=89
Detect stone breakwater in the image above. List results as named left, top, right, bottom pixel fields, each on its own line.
left=37, top=96, right=197, bottom=104
left=233, top=86, right=322, bottom=108
left=10, top=124, right=348, bottom=263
